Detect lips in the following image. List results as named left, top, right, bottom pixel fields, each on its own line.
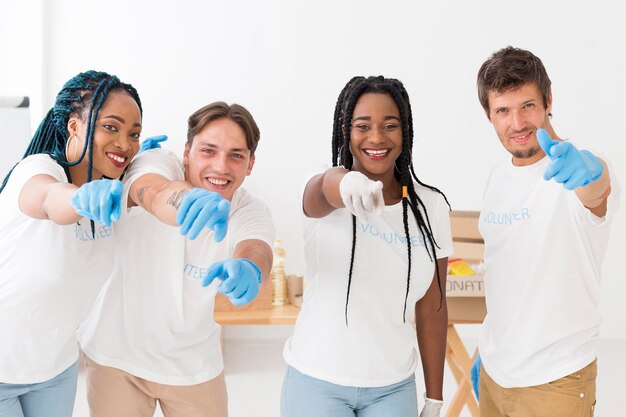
left=204, top=176, right=231, bottom=190
left=363, top=148, right=390, bottom=159
left=510, top=131, right=533, bottom=144
left=105, top=151, right=129, bottom=168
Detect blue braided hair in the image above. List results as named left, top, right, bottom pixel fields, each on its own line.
left=1, top=70, right=142, bottom=192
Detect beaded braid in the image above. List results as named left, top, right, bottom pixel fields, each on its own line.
left=331, top=76, right=450, bottom=324
left=0, top=70, right=142, bottom=192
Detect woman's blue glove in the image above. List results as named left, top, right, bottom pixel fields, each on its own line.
left=470, top=354, right=481, bottom=400
left=70, top=179, right=123, bottom=227
left=537, top=128, right=603, bottom=190
left=175, top=188, right=230, bottom=241
left=139, top=135, right=168, bottom=153
left=202, top=258, right=261, bottom=306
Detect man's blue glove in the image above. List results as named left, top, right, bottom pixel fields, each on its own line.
left=175, top=188, right=230, bottom=241
left=537, top=128, right=603, bottom=190
left=139, top=135, right=168, bottom=153
left=202, top=258, right=261, bottom=306
left=470, top=354, right=481, bottom=400
left=70, top=179, right=123, bottom=227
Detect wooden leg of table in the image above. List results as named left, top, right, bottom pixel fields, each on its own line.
left=445, top=324, right=480, bottom=417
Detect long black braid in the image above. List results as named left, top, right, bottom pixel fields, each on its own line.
left=332, top=76, right=451, bottom=324
left=1, top=70, right=142, bottom=193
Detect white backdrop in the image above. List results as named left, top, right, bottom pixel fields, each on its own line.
left=2, top=0, right=624, bottom=337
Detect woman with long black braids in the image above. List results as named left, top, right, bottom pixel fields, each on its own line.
left=282, top=76, right=452, bottom=417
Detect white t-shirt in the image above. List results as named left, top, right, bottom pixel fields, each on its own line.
left=283, top=183, right=453, bottom=387
left=78, top=149, right=275, bottom=386
left=478, top=154, right=615, bottom=388
left=0, top=155, right=114, bottom=383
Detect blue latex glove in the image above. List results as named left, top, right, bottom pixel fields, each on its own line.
left=537, top=128, right=603, bottom=190
left=470, top=354, right=481, bottom=400
left=175, top=188, right=230, bottom=241
left=70, top=179, right=123, bottom=227
left=202, top=258, right=262, bottom=306
left=139, top=135, right=168, bottom=153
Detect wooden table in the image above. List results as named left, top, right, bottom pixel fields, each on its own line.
left=214, top=304, right=300, bottom=325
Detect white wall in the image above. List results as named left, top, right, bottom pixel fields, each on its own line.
left=3, top=0, right=625, bottom=337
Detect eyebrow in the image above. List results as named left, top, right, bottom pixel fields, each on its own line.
left=199, top=142, right=248, bottom=153
left=352, top=115, right=401, bottom=122
left=101, top=114, right=142, bottom=128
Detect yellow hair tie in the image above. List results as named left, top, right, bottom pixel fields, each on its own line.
left=402, top=186, right=408, bottom=198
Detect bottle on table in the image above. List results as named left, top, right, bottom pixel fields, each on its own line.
left=271, top=239, right=287, bottom=306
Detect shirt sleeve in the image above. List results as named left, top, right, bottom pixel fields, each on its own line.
left=229, top=190, right=276, bottom=248
left=2, top=155, right=67, bottom=211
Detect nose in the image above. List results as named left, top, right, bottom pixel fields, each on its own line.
left=511, top=110, right=526, bottom=131
left=114, top=135, right=133, bottom=152
left=369, top=127, right=386, bottom=144
left=212, top=152, right=229, bottom=173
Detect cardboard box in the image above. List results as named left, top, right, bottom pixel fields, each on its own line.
left=446, top=211, right=486, bottom=323
left=446, top=274, right=485, bottom=297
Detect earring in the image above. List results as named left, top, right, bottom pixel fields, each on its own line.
left=65, top=135, right=79, bottom=161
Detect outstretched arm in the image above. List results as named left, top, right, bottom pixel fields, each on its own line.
left=19, top=174, right=81, bottom=224
left=201, top=239, right=273, bottom=306
left=302, top=167, right=347, bottom=218
left=303, top=167, right=384, bottom=221
left=130, top=174, right=230, bottom=241
left=537, top=129, right=611, bottom=217
left=20, top=175, right=123, bottom=226
left=129, top=173, right=192, bottom=226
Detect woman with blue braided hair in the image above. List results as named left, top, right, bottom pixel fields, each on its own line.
left=0, top=70, right=142, bottom=417
left=282, top=76, right=453, bottom=417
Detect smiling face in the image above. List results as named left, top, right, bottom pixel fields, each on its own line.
left=487, top=82, right=552, bottom=166
left=68, top=91, right=142, bottom=182
left=183, top=117, right=255, bottom=201
left=349, top=92, right=402, bottom=180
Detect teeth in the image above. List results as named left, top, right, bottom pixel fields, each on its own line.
left=107, top=153, right=126, bottom=163
left=208, top=178, right=228, bottom=186
left=365, top=149, right=388, bottom=156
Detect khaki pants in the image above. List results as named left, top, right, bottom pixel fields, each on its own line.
left=83, top=355, right=228, bottom=417
left=479, top=360, right=597, bottom=417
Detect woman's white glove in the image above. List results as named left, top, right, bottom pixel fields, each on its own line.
left=339, top=171, right=384, bottom=221
left=419, top=395, right=443, bottom=417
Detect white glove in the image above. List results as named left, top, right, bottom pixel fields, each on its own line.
left=419, top=395, right=443, bottom=417
left=339, top=171, right=384, bottom=221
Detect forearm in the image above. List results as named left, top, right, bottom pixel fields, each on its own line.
left=575, top=158, right=611, bottom=213
left=303, top=167, right=349, bottom=218
left=416, top=302, right=448, bottom=400
left=132, top=178, right=192, bottom=226
left=232, top=239, right=273, bottom=286
left=321, top=167, right=348, bottom=209
left=415, top=258, right=449, bottom=400
left=41, top=182, right=82, bottom=225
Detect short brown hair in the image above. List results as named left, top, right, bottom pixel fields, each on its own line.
left=186, top=101, right=260, bottom=156
left=477, top=46, right=551, bottom=113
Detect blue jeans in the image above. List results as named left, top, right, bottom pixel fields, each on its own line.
left=281, top=366, right=418, bottom=417
left=0, top=362, right=78, bottom=417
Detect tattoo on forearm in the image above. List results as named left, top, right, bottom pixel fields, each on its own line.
left=167, top=189, right=187, bottom=209
left=136, top=187, right=146, bottom=204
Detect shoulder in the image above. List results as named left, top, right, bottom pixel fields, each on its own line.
left=412, top=182, right=449, bottom=211
left=9, top=154, right=67, bottom=185
left=125, top=149, right=184, bottom=183
left=231, top=188, right=272, bottom=215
